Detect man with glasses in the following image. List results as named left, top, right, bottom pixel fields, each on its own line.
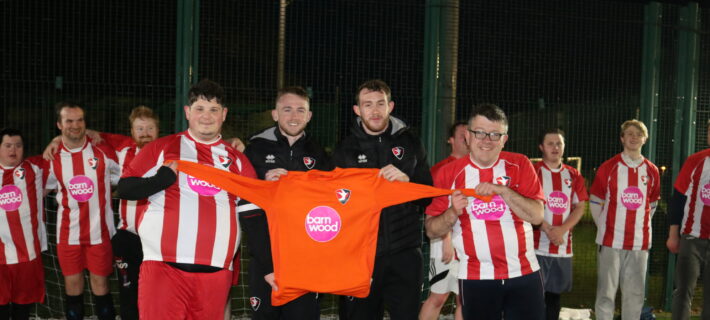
left=424, top=103, right=545, bottom=319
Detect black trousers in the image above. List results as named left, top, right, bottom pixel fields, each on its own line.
left=459, top=271, right=545, bottom=320
left=339, top=248, right=423, bottom=320
left=111, top=230, right=143, bottom=320
left=247, top=258, right=320, bottom=320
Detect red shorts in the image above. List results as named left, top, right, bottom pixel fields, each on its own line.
left=56, top=241, right=113, bottom=276
left=138, top=261, right=231, bottom=320
left=0, top=258, right=46, bottom=304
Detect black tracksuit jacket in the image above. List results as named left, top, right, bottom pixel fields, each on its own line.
left=240, top=126, right=332, bottom=274
left=332, top=116, right=432, bottom=256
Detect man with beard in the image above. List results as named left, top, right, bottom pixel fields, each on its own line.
left=241, top=86, right=331, bottom=319
left=45, top=102, right=120, bottom=320
left=43, top=106, right=160, bottom=319
left=334, top=79, right=432, bottom=320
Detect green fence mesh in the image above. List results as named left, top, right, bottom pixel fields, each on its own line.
left=1, top=0, right=709, bottom=318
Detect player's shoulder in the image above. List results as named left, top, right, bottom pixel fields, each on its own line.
left=436, top=156, right=470, bottom=177
left=562, top=163, right=581, bottom=176
left=143, top=133, right=181, bottom=151
left=500, top=151, right=532, bottom=165
left=642, top=157, right=660, bottom=173
left=599, top=153, right=623, bottom=170
left=684, top=148, right=710, bottom=166
left=90, top=141, right=117, bottom=159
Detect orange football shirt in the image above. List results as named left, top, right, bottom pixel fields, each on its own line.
left=175, top=160, right=489, bottom=305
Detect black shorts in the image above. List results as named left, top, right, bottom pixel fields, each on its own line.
left=536, top=255, right=573, bottom=294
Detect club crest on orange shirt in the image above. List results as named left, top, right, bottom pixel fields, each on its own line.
left=303, top=157, right=315, bottom=170
left=392, top=147, right=404, bottom=160
left=336, top=188, right=351, bottom=204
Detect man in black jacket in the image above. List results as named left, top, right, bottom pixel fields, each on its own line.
left=334, top=79, right=433, bottom=320
left=241, top=86, right=332, bottom=319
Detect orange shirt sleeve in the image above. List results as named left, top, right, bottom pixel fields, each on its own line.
left=374, top=176, right=492, bottom=209
left=175, top=160, right=276, bottom=211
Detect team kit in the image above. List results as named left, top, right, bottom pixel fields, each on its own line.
left=0, top=79, right=708, bottom=320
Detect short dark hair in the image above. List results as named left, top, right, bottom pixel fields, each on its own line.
left=55, top=101, right=84, bottom=123
left=188, top=79, right=225, bottom=106
left=468, top=103, right=508, bottom=129
left=276, top=86, right=310, bottom=105
left=355, top=79, right=392, bottom=105
left=448, top=121, right=468, bottom=138
left=538, top=128, right=566, bottom=145
left=0, top=128, right=24, bottom=147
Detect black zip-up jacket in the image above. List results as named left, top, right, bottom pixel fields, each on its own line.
left=240, top=126, right=332, bottom=274
left=333, top=116, right=433, bottom=256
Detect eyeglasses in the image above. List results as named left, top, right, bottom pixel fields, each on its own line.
left=468, top=129, right=507, bottom=141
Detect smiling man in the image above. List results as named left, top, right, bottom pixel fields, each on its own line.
left=241, top=86, right=332, bottom=319
left=590, top=119, right=660, bottom=320
left=45, top=102, right=121, bottom=320
left=333, top=79, right=433, bottom=320
left=117, top=79, right=256, bottom=319
left=424, top=103, right=545, bottom=320
left=41, top=106, right=160, bottom=320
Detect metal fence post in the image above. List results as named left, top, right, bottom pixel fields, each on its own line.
left=639, top=2, right=661, bottom=163
left=422, top=0, right=459, bottom=165
left=176, top=0, right=200, bottom=132
left=666, top=1, right=700, bottom=311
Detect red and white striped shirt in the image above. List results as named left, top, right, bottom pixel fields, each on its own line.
left=0, top=160, right=47, bottom=264
left=533, top=162, right=588, bottom=257
left=121, top=131, right=256, bottom=270
left=46, top=140, right=120, bottom=245
left=590, top=153, right=660, bottom=250
left=100, top=133, right=145, bottom=234
left=426, top=152, right=545, bottom=280
left=675, top=149, right=710, bottom=238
